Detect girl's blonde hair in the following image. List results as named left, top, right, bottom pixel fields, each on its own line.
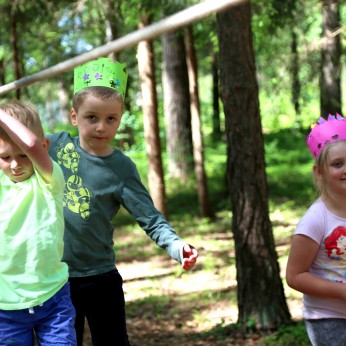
left=0, top=100, right=44, bottom=141
left=313, top=141, right=346, bottom=198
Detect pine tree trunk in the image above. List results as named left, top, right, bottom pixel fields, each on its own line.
left=103, top=0, right=120, bottom=62
left=57, top=79, right=70, bottom=125
left=138, top=15, right=168, bottom=217
left=217, top=2, right=291, bottom=333
left=320, top=0, right=341, bottom=116
left=212, top=49, right=221, bottom=141
left=184, top=26, right=213, bottom=218
left=162, top=30, right=193, bottom=180
left=10, top=0, right=21, bottom=100
left=290, top=29, right=301, bottom=129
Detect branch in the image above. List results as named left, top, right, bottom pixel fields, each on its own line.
left=0, top=0, right=247, bottom=95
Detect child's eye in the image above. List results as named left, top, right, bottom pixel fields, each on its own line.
left=332, top=162, right=343, bottom=168
left=87, top=115, right=96, bottom=121
left=108, top=117, right=116, bottom=122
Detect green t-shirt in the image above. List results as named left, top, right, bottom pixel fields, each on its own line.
left=48, top=132, right=185, bottom=277
left=0, top=161, right=68, bottom=310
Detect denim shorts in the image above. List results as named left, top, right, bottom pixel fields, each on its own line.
left=0, top=282, right=77, bottom=346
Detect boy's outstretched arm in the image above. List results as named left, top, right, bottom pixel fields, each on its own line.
left=182, top=244, right=198, bottom=270
left=0, top=109, right=52, bottom=182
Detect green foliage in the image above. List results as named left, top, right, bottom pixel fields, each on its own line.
left=115, top=110, right=144, bottom=150
left=264, top=128, right=316, bottom=207
left=47, top=122, right=79, bottom=137
left=260, top=322, right=310, bottom=346
left=252, top=0, right=325, bottom=131
left=196, top=319, right=309, bottom=345
left=126, top=294, right=172, bottom=319
left=199, top=320, right=243, bottom=341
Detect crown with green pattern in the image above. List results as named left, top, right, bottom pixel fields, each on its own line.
left=74, top=57, right=128, bottom=97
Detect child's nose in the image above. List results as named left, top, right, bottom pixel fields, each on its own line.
left=11, top=159, right=20, bottom=169
left=96, top=122, right=106, bottom=131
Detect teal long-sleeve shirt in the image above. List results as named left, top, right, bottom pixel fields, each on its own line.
left=47, top=132, right=185, bottom=277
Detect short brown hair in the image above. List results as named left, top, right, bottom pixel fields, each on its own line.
left=72, top=86, right=124, bottom=112
left=0, top=100, right=44, bottom=141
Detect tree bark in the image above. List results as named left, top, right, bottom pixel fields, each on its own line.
left=162, top=30, right=193, bottom=180
left=320, top=0, right=341, bottom=116
left=212, top=49, right=222, bottom=141
left=0, top=58, right=5, bottom=86
left=184, top=26, right=213, bottom=218
left=290, top=29, right=301, bottom=129
left=138, top=15, right=168, bottom=217
left=216, top=2, right=291, bottom=333
left=10, top=0, right=21, bottom=100
left=103, top=0, right=120, bottom=62
left=57, top=79, right=70, bottom=125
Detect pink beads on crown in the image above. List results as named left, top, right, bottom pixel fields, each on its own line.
left=306, top=113, right=346, bottom=159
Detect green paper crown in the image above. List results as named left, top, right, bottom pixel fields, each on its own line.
left=74, top=57, right=128, bottom=97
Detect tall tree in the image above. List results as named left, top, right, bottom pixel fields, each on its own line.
left=9, top=0, right=21, bottom=100
left=211, top=48, right=222, bottom=141
left=57, top=79, right=70, bottom=125
left=290, top=28, right=301, bottom=128
left=103, top=0, right=121, bottom=62
left=320, top=0, right=342, bottom=116
left=216, top=1, right=291, bottom=334
left=162, top=30, right=193, bottom=180
left=184, top=25, right=213, bottom=218
left=137, top=13, right=168, bottom=217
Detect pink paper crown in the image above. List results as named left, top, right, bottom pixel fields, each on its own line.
left=307, top=113, right=346, bottom=159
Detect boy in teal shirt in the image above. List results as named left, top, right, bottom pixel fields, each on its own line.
left=48, top=57, right=198, bottom=345
left=0, top=101, right=76, bottom=345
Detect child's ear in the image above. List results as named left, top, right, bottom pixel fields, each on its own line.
left=41, top=137, right=50, bottom=151
left=70, top=108, right=78, bottom=126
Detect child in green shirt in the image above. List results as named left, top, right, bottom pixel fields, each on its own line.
left=0, top=100, right=76, bottom=345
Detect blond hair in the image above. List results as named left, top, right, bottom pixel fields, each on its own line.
left=72, top=86, right=124, bottom=112
left=0, top=100, right=44, bottom=141
left=313, top=140, right=346, bottom=198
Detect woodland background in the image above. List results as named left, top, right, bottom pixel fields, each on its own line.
left=0, top=0, right=345, bottom=344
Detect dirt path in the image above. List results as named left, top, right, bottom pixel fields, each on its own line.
left=82, top=254, right=303, bottom=345
left=80, top=217, right=304, bottom=345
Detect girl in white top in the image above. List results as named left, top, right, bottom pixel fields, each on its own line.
left=286, top=114, right=346, bottom=346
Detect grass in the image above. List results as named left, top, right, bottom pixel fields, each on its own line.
left=107, top=127, right=313, bottom=345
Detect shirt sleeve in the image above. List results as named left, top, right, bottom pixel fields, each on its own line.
left=294, top=200, right=326, bottom=245
left=34, top=159, right=65, bottom=196
left=119, top=165, right=185, bottom=264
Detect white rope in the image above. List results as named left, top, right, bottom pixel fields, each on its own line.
left=0, top=0, right=247, bottom=95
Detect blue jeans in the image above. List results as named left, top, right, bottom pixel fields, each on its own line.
left=69, top=269, right=130, bottom=346
left=0, top=282, right=76, bottom=346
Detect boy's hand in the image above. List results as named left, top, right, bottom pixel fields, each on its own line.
left=182, top=244, right=198, bottom=271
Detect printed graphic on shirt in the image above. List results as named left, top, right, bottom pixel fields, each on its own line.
left=325, top=226, right=346, bottom=260
left=56, top=142, right=92, bottom=220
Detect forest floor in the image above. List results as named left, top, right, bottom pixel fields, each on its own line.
left=81, top=218, right=303, bottom=346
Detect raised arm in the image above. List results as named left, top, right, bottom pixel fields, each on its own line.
left=0, top=109, right=52, bottom=183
